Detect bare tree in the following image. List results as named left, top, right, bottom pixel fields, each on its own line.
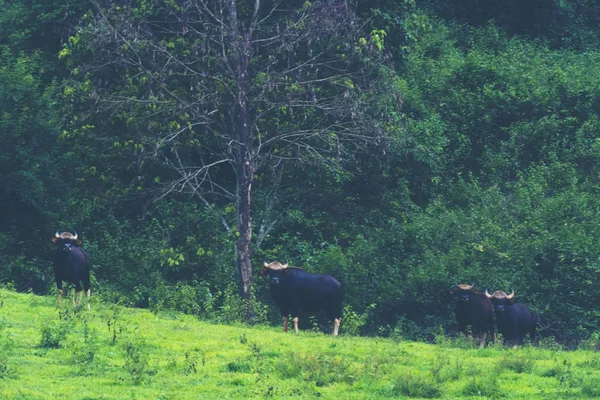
left=63, top=0, right=386, bottom=311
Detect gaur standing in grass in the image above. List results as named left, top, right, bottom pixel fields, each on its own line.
left=260, top=261, right=343, bottom=335
left=52, top=230, right=91, bottom=309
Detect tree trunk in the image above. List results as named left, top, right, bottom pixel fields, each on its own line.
left=234, top=24, right=254, bottom=314
left=235, top=148, right=254, bottom=302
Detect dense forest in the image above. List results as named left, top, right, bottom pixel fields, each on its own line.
left=2, top=0, right=600, bottom=343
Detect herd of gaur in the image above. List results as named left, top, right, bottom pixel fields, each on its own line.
left=51, top=229, right=557, bottom=347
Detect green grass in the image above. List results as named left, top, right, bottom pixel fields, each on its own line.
left=0, top=288, right=599, bottom=399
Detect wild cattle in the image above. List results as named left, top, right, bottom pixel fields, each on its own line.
left=449, top=283, right=495, bottom=348
left=260, top=261, right=343, bottom=336
left=52, top=230, right=91, bottom=309
left=485, top=288, right=537, bottom=347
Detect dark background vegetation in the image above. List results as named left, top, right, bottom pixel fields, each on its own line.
left=2, top=0, right=600, bottom=344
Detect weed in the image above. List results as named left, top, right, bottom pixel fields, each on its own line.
left=579, top=356, right=600, bottom=369
left=276, top=352, right=357, bottom=386
left=462, top=373, right=503, bottom=397
left=248, top=341, right=262, bottom=357
left=122, top=337, right=155, bottom=385
left=496, top=355, right=534, bottom=374
left=539, top=358, right=570, bottom=378
left=577, top=374, right=600, bottom=397
left=537, top=336, right=563, bottom=350
left=431, top=353, right=463, bottom=383
left=342, top=303, right=375, bottom=336
left=184, top=350, right=205, bottom=375
left=578, top=332, right=600, bottom=351
left=105, top=305, right=123, bottom=344
left=40, top=318, right=72, bottom=348
left=239, top=333, right=248, bottom=345
left=395, top=372, right=442, bottom=398
left=226, top=360, right=253, bottom=373
left=0, top=354, right=10, bottom=379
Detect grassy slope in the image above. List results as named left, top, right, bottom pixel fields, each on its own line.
left=0, top=288, right=599, bottom=399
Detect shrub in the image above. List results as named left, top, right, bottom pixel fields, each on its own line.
left=39, top=318, right=72, bottom=349
left=395, top=372, right=442, bottom=398
left=342, top=304, right=375, bottom=336
left=462, top=373, right=503, bottom=397
left=497, top=355, right=534, bottom=374
left=276, top=352, right=357, bottom=386
left=122, top=337, right=155, bottom=385
left=580, top=375, right=600, bottom=397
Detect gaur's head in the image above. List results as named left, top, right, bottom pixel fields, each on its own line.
left=450, top=282, right=477, bottom=302
left=52, top=230, right=81, bottom=253
left=260, top=261, right=290, bottom=286
left=485, top=288, right=516, bottom=313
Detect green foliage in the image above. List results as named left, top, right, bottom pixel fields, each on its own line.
left=150, top=279, right=212, bottom=316
left=496, top=355, right=535, bottom=374
left=122, top=335, right=155, bottom=385
left=39, top=318, right=72, bottom=349
left=462, top=372, right=503, bottom=397
left=276, top=352, right=358, bottom=386
left=394, top=372, right=442, bottom=398
left=341, top=303, right=376, bottom=336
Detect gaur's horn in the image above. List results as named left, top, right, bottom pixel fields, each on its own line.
left=55, top=230, right=61, bottom=238
left=71, top=230, right=78, bottom=240
left=264, top=261, right=269, bottom=268
left=484, top=289, right=493, bottom=299
left=506, top=287, right=515, bottom=299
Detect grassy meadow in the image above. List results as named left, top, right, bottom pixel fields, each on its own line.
left=1, top=288, right=600, bottom=399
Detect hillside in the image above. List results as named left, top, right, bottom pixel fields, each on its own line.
left=0, top=288, right=599, bottom=399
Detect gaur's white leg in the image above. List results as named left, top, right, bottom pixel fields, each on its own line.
left=292, top=317, right=299, bottom=334
left=333, top=318, right=341, bottom=336
left=479, top=332, right=487, bottom=348
left=76, top=290, right=83, bottom=307
left=282, top=316, right=288, bottom=332
left=86, top=289, right=91, bottom=310
left=58, top=289, right=63, bottom=308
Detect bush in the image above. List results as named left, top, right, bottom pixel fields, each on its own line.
left=122, top=336, right=155, bottom=385
left=394, top=372, right=442, bottom=398
left=341, top=304, right=375, bottom=336
left=40, top=317, right=72, bottom=349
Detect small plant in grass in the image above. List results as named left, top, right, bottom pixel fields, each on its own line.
left=226, top=360, right=253, bottom=373
left=239, top=333, right=248, bottom=345
left=122, top=336, right=155, bottom=385
left=578, top=332, right=600, bottom=351
left=537, top=336, right=563, bottom=350
left=0, top=354, right=10, bottom=379
left=276, top=352, right=357, bottom=386
left=579, top=356, right=600, bottom=369
left=342, top=304, right=375, bottom=336
left=539, top=358, right=570, bottom=378
left=496, top=355, right=534, bottom=374
left=462, top=373, right=503, bottom=397
left=183, top=350, right=205, bottom=375
left=431, top=353, right=463, bottom=383
left=40, top=318, right=72, bottom=348
left=105, top=304, right=123, bottom=344
left=579, top=374, right=600, bottom=397
left=394, top=371, right=442, bottom=398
